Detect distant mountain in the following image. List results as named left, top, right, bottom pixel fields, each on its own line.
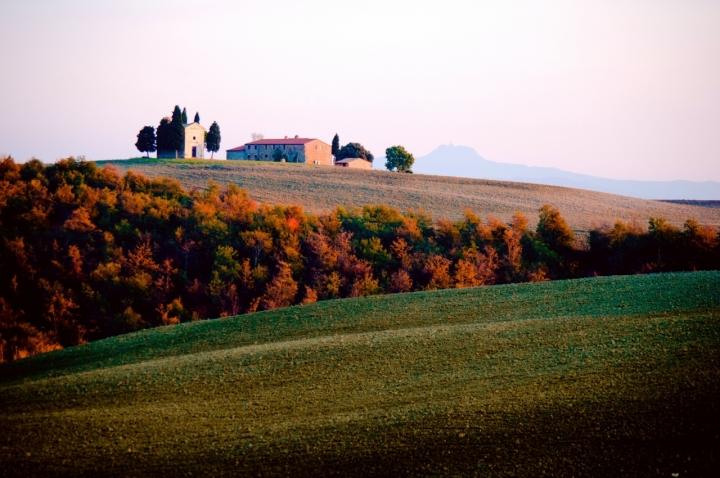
left=408, top=145, right=720, bottom=200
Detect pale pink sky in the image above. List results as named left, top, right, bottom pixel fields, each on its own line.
left=1, top=0, right=719, bottom=181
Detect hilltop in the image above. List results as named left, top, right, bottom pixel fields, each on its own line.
left=1, top=272, right=719, bottom=476
left=103, top=158, right=720, bottom=232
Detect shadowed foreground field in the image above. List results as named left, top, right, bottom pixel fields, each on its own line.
left=1, top=272, right=719, bottom=476
left=103, top=159, right=720, bottom=232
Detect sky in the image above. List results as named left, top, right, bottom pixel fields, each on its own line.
left=0, top=0, right=719, bottom=181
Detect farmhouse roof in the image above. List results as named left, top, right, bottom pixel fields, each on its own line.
left=227, top=137, right=331, bottom=152
left=246, top=137, right=326, bottom=146
left=335, top=157, right=367, bottom=164
left=184, top=122, right=206, bottom=130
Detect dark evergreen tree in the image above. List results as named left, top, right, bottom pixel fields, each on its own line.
left=336, top=142, right=374, bottom=163
left=181, top=107, right=188, bottom=125
left=194, top=112, right=200, bottom=123
left=135, top=126, right=156, bottom=158
left=156, top=118, right=172, bottom=157
left=331, top=134, right=340, bottom=159
left=205, top=121, right=222, bottom=159
left=170, top=106, right=185, bottom=158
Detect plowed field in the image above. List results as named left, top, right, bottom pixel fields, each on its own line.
left=103, top=159, right=720, bottom=232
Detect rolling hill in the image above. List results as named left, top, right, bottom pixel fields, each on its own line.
left=102, top=159, right=720, bottom=233
left=1, top=272, right=719, bottom=476
left=411, top=145, right=720, bottom=200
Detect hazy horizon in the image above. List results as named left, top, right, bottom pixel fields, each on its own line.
left=1, top=0, right=719, bottom=182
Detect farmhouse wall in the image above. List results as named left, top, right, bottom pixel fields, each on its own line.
left=227, top=138, right=332, bottom=165
left=335, top=157, right=372, bottom=170
left=157, top=150, right=182, bottom=159
left=304, top=140, right=333, bottom=166
left=245, top=143, right=305, bottom=161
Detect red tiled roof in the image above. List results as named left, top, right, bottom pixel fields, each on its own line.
left=246, top=138, right=318, bottom=146
left=227, top=138, right=330, bottom=151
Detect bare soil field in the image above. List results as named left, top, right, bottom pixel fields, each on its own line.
left=1, top=272, right=719, bottom=476
left=660, top=200, right=720, bottom=209
left=102, top=159, right=720, bottom=232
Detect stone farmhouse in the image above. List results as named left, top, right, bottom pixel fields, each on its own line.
left=157, top=122, right=207, bottom=159
left=226, top=136, right=333, bottom=165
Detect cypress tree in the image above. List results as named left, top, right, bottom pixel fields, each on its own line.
left=194, top=112, right=200, bottom=123
left=205, top=121, right=222, bottom=159
left=181, top=107, right=188, bottom=125
left=156, top=118, right=172, bottom=157
left=170, top=106, right=185, bottom=158
left=331, top=134, right=340, bottom=159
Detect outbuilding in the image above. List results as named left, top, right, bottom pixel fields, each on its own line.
left=335, top=157, right=372, bottom=170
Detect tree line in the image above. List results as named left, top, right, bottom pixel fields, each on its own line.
left=0, top=156, right=718, bottom=361
left=330, top=134, right=414, bottom=172
left=135, top=106, right=221, bottom=159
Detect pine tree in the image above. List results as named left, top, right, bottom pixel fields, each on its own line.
left=170, top=106, right=185, bottom=158
left=331, top=134, right=340, bottom=159
left=205, top=121, right=221, bottom=159
left=181, top=107, right=188, bottom=125
left=194, top=112, right=200, bottom=123
left=135, top=126, right=156, bottom=158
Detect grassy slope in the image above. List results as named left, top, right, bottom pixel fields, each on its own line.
left=102, top=159, right=720, bottom=232
left=1, top=272, right=719, bottom=476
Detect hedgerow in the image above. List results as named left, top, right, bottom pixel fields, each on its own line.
left=0, top=157, right=718, bottom=361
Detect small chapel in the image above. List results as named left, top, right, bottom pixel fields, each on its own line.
left=184, top=122, right=206, bottom=159
left=156, top=121, right=207, bottom=159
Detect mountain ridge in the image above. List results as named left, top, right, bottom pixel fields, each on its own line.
left=408, top=145, right=720, bottom=200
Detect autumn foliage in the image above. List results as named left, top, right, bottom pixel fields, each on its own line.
left=0, top=156, right=718, bottom=361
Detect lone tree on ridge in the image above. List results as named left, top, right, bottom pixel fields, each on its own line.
left=385, top=145, right=414, bottom=173
left=135, top=126, right=156, bottom=158
left=205, top=121, right=221, bottom=159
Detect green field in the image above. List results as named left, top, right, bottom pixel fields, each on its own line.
left=1, top=272, right=719, bottom=476
left=101, top=158, right=720, bottom=232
